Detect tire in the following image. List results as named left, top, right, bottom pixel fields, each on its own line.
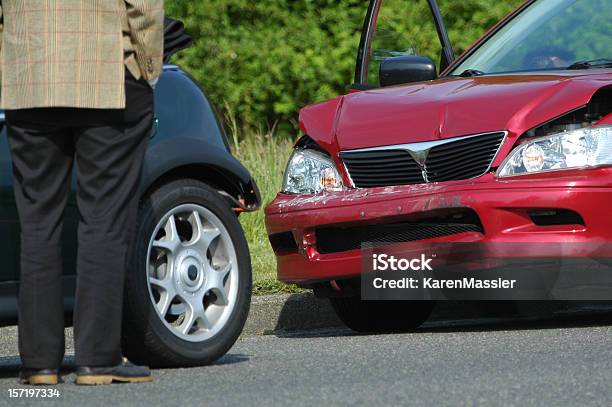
left=330, top=297, right=434, bottom=333
left=122, top=179, right=252, bottom=367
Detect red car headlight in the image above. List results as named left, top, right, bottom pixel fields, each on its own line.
left=497, top=125, right=612, bottom=177
left=282, top=149, right=344, bottom=194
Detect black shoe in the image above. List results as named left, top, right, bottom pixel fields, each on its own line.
left=75, top=359, right=152, bottom=385
left=19, top=368, right=59, bottom=385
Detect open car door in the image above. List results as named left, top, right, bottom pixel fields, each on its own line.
left=354, top=0, right=455, bottom=89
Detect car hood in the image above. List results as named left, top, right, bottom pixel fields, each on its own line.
left=322, top=72, right=611, bottom=151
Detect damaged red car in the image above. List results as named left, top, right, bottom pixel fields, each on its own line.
left=265, top=0, right=612, bottom=332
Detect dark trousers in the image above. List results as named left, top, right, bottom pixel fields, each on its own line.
left=6, top=71, right=153, bottom=369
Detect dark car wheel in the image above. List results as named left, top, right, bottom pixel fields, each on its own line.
left=330, top=297, right=434, bottom=333
left=122, top=179, right=252, bottom=367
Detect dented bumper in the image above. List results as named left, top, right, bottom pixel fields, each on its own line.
left=264, top=168, right=612, bottom=285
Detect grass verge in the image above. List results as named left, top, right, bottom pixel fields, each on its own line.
left=230, top=127, right=305, bottom=295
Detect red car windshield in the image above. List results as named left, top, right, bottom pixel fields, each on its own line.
left=449, top=0, right=612, bottom=75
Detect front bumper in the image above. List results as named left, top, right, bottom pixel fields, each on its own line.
left=264, top=168, right=612, bottom=285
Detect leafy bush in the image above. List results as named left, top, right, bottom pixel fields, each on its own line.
left=166, top=0, right=522, bottom=132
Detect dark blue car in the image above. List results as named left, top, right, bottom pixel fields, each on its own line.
left=0, top=20, right=260, bottom=367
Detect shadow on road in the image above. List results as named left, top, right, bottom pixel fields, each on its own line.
left=275, top=299, right=612, bottom=338
left=0, top=356, right=26, bottom=379
left=0, top=353, right=250, bottom=381
left=420, top=301, right=612, bottom=333
left=212, top=353, right=251, bottom=366
left=0, top=356, right=76, bottom=379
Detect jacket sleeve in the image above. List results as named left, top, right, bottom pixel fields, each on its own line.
left=0, top=3, right=3, bottom=85
left=124, top=0, right=164, bottom=81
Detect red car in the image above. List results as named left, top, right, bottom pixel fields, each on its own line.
left=265, top=0, right=612, bottom=332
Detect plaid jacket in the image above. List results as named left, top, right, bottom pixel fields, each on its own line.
left=0, top=0, right=164, bottom=109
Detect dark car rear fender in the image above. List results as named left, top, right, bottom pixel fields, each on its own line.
left=141, top=138, right=260, bottom=211
left=146, top=66, right=260, bottom=211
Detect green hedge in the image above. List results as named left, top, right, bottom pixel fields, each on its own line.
left=166, top=0, right=522, bottom=132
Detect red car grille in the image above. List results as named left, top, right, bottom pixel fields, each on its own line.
left=340, top=132, right=506, bottom=188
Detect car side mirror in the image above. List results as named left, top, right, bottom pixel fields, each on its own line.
left=379, top=55, right=437, bottom=87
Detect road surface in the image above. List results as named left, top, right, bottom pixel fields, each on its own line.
left=0, top=304, right=611, bottom=406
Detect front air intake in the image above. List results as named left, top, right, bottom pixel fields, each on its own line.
left=315, top=209, right=484, bottom=254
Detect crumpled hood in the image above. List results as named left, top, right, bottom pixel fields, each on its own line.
left=332, top=72, right=611, bottom=150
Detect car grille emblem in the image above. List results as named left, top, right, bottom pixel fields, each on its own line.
left=404, top=144, right=433, bottom=182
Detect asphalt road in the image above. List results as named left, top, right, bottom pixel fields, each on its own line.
left=0, top=305, right=611, bottom=406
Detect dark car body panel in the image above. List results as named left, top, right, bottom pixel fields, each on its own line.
left=143, top=66, right=260, bottom=209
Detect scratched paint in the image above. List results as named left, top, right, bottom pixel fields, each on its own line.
left=274, top=183, right=447, bottom=213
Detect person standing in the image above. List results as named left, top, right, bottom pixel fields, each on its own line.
left=0, top=0, right=164, bottom=385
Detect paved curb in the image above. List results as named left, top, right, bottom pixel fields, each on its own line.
left=243, top=293, right=342, bottom=336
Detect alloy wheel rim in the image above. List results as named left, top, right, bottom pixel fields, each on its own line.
left=146, top=204, right=239, bottom=342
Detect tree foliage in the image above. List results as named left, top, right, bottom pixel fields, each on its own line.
left=166, top=0, right=523, bottom=131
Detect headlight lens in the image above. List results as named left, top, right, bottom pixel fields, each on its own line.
left=282, top=149, right=343, bottom=194
left=497, top=126, right=612, bottom=177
